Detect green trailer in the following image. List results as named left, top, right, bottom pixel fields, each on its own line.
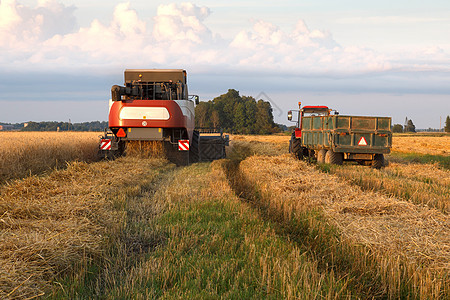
left=288, top=103, right=392, bottom=168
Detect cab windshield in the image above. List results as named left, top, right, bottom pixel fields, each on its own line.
left=303, top=109, right=329, bottom=117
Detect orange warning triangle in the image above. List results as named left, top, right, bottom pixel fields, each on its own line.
left=358, top=137, right=368, bottom=146
left=116, top=128, right=126, bottom=137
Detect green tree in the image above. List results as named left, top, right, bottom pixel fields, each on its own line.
left=255, top=100, right=275, bottom=134
left=195, top=89, right=279, bottom=134
left=233, top=102, right=246, bottom=133
left=405, top=119, right=416, bottom=133
left=195, top=101, right=212, bottom=128
left=445, top=115, right=450, bottom=133
left=212, top=89, right=241, bottom=131
left=244, top=99, right=257, bottom=134
left=211, top=110, right=220, bottom=128
left=392, top=124, right=403, bottom=133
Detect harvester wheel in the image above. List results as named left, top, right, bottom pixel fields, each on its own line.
left=325, top=150, right=343, bottom=165
left=372, top=154, right=384, bottom=169
left=291, top=135, right=303, bottom=160
left=190, top=130, right=200, bottom=163
left=165, top=142, right=189, bottom=166
left=317, top=149, right=327, bottom=163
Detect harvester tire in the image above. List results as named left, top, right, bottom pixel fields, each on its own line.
left=372, top=154, right=384, bottom=169
left=165, top=142, right=189, bottom=166
left=291, top=136, right=303, bottom=160
left=325, top=150, right=343, bottom=165
left=317, top=149, right=327, bottom=163
left=189, top=130, right=200, bottom=163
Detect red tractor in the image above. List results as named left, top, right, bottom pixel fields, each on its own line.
left=288, top=102, right=391, bottom=168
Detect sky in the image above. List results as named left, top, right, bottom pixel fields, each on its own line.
left=0, top=0, right=449, bottom=129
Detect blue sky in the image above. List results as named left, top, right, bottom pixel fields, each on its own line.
left=0, top=0, right=449, bottom=128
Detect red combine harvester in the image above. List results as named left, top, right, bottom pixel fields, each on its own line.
left=98, top=69, right=229, bottom=165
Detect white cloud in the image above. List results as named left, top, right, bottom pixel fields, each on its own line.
left=153, top=2, right=212, bottom=43
left=0, top=0, right=76, bottom=46
left=337, top=16, right=447, bottom=25
left=0, top=1, right=448, bottom=78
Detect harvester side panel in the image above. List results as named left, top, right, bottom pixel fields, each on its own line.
left=109, top=99, right=194, bottom=135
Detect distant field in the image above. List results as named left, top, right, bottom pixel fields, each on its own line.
left=1, top=132, right=447, bottom=184
left=0, top=132, right=99, bottom=182
left=392, top=134, right=450, bottom=156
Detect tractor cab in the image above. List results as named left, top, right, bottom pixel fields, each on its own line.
left=301, top=106, right=331, bottom=117
left=288, top=103, right=332, bottom=138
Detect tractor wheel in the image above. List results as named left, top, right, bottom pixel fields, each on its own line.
left=189, top=130, right=200, bottom=163
left=289, top=132, right=296, bottom=153
left=325, top=150, right=343, bottom=165
left=291, top=137, right=303, bottom=160
left=317, top=149, right=327, bottom=163
left=372, top=154, right=384, bottom=169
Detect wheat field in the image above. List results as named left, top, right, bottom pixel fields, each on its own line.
left=0, top=132, right=100, bottom=182
left=0, top=132, right=448, bottom=298
left=392, top=134, right=450, bottom=155
left=234, top=153, right=449, bottom=298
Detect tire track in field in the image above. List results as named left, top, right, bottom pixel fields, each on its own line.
left=221, top=153, right=449, bottom=299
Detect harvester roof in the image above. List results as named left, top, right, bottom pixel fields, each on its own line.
left=124, top=69, right=187, bottom=84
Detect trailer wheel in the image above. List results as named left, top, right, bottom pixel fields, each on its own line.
left=325, top=150, right=343, bottom=165
left=189, top=130, right=200, bottom=163
left=372, top=154, right=384, bottom=169
left=317, top=149, right=327, bottom=163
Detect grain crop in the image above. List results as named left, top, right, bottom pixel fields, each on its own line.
left=234, top=153, right=449, bottom=298
left=0, top=132, right=100, bottom=182
left=125, top=140, right=165, bottom=158
left=0, top=156, right=172, bottom=299
left=325, top=162, right=450, bottom=213
left=2, top=132, right=448, bottom=298
left=392, top=134, right=450, bottom=156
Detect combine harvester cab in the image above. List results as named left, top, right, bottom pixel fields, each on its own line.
left=98, top=69, right=229, bottom=165
left=288, top=102, right=392, bottom=168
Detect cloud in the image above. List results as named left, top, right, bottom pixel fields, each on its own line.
left=337, top=16, right=447, bottom=25
left=0, top=1, right=449, bottom=84
left=0, top=0, right=76, bottom=45
left=153, top=2, right=212, bottom=43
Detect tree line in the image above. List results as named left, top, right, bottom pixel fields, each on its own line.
left=392, top=118, right=416, bottom=133
left=393, top=116, right=450, bottom=133
left=21, top=121, right=108, bottom=131
left=195, top=89, right=282, bottom=134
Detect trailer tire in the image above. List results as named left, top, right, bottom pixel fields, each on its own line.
left=372, top=154, right=384, bottom=169
left=317, top=149, right=327, bottom=163
left=291, top=136, right=303, bottom=160
left=325, top=150, right=343, bottom=165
